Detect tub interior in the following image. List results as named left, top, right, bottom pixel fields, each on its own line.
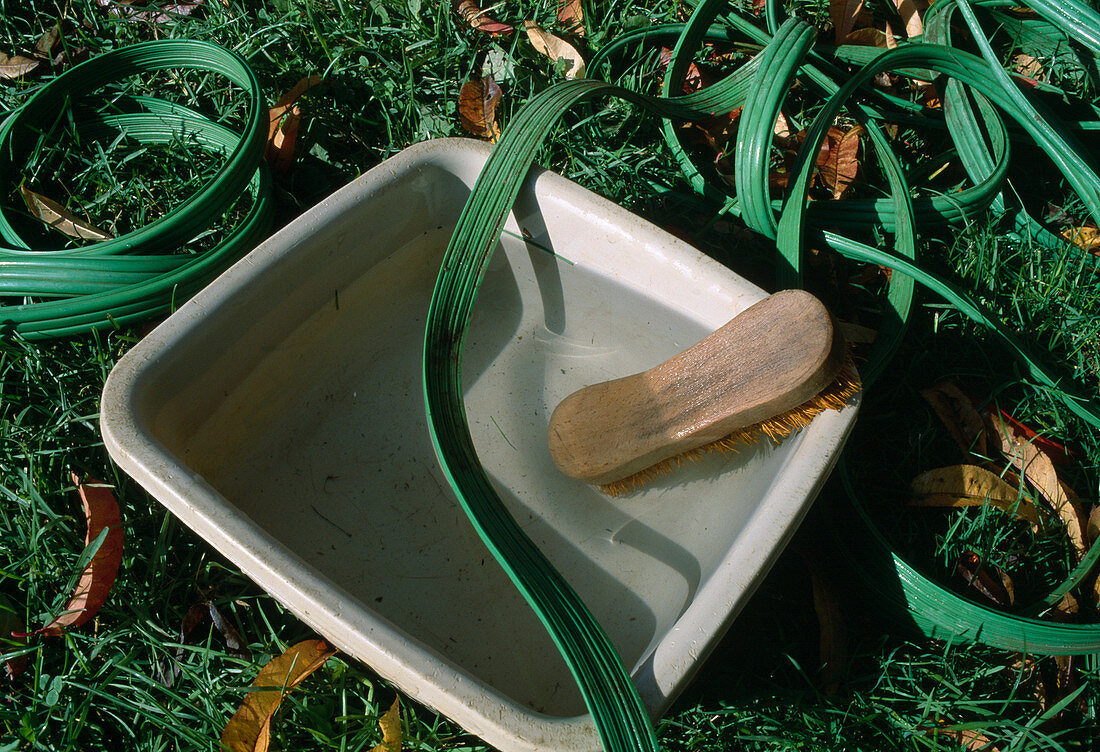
left=136, top=158, right=796, bottom=718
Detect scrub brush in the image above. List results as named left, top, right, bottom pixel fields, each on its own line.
left=547, top=289, right=860, bottom=495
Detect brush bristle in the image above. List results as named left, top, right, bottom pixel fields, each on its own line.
left=598, top=358, right=861, bottom=497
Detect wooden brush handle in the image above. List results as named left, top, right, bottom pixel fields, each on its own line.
left=547, top=289, right=846, bottom=486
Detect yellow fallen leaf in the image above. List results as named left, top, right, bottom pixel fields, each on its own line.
left=220, top=639, right=336, bottom=752
left=1059, top=225, right=1100, bottom=252
left=370, top=697, right=402, bottom=752
left=20, top=186, right=113, bottom=241
left=524, top=21, right=585, bottom=78
left=910, top=464, right=1041, bottom=526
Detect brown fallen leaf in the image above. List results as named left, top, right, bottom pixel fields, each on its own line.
left=910, top=465, right=1040, bottom=525
left=220, top=639, right=337, bottom=752
left=266, top=75, right=324, bottom=168
left=1012, top=53, right=1044, bottom=80
left=892, top=0, right=924, bottom=38
left=818, top=125, right=861, bottom=198
left=370, top=697, right=402, bottom=752
left=0, top=594, right=28, bottom=681
left=557, top=0, right=584, bottom=36
left=830, top=0, right=865, bottom=43
left=843, top=27, right=888, bottom=47
left=920, top=381, right=987, bottom=457
left=456, top=0, right=514, bottom=36
left=957, top=551, right=1014, bottom=606
left=20, top=186, right=113, bottom=241
left=524, top=21, right=585, bottom=78
left=458, top=76, right=503, bottom=142
left=1087, top=505, right=1100, bottom=544
left=986, top=410, right=1087, bottom=559
left=37, top=474, right=124, bottom=636
left=0, top=52, right=42, bottom=80
left=807, top=562, right=847, bottom=693
left=923, top=726, right=1001, bottom=751
left=1059, top=225, right=1100, bottom=254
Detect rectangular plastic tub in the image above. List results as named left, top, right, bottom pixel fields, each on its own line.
left=100, top=138, right=858, bottom=752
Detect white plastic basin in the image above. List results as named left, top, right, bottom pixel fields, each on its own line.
left=100, top=138, right=858, bottom=752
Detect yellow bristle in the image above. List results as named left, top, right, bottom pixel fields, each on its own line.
left=598, top=358, right=861, bottom=497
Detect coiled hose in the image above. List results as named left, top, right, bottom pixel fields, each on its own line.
left=0, top=40, right=272, bottom=339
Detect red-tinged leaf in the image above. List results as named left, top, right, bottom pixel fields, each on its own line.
left=892, top=0, right=924, bottom=38
left=458, top=77, right=503, bottom=142
left=818, top=125, right=861, bottom=198
left=957, top=551, right=1014, bottom=606
left=220, top=639, right=337, bottom=752
left=557, top=0, right=584, bottom=36
left=830, top=0, right=865, bottom=43
left=20, top=185, right=114, bottom=241
left=657, top=48, right=706, bottom=93
left=985, top=410, right=1087, bottom=558
left=455, top=0, right=514, bottom=36
left=920, top=380, right=987, bottom=456
left=37, top=474, right=124, bottom=636
left=369, top=697, right=402, bottom=752
left=0, top=52, right=42, bottom=80
left=524, top=21, right=585, bottom=78
left=991, top=409, right=1075, bottom=466
left=0, top=595, right=28, bottom=681
left=266, top=75, right=324, bottom=166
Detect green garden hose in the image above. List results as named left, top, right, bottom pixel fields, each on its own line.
left=0, top=40, right=272, bottom=339
left=423, top=1, right=1100, bottom=750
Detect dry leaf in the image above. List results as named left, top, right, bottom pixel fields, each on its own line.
left=921, top=381, right=987, bottom=456
left=20, top=186, right=113, bottom=241
left=456, top=0, right=514, bottom=35
left=524, top=21, right=585, bottom=78
left=818, top=125, right=861, bottom=198
left=0, top=594, right=28, bottom=681
left=458, top=77, right=503, bottom=142
left=208, top=601, right=251, bottom=659
left=269, top=105, right=301, bottom=173
left=957, top=551, right=1014, bottom=606
left=1012, top=53, right=1044, bottom=80
left=0, top=52, right=42, bottom=80
left=220, top=639, right=337, bottom=752
left=830, top=0, right=865, bottom=43
left=843, top=27, right=888, bottom=47
left=34, top=24, right=61, bottom=60
left=807, top=562, right=847, bottom=693
left=1059, top=225, right=1100, bottom=253
left=892, top=0, right=924, bottom=38
left=370, top=697, right=402, bottom=752
left=986, top=410, right=1087, bottom=559
left=38, top=474, right=124, bottom=636
left=926, top=727, right=1001, bottom=751
left=557, top=0, right=584, bottom=36
left=97, top=0, right=205, bottom=22
left=910, top=465, right=1040, bottom=525
left=1087, top=505, right=1100, bottom=544
left=266, top=75, right=324, bottom=168
left=773, top=112, right=793, bottom=140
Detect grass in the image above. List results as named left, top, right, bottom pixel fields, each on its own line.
left=2, top=0, right=1100, bottom=750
